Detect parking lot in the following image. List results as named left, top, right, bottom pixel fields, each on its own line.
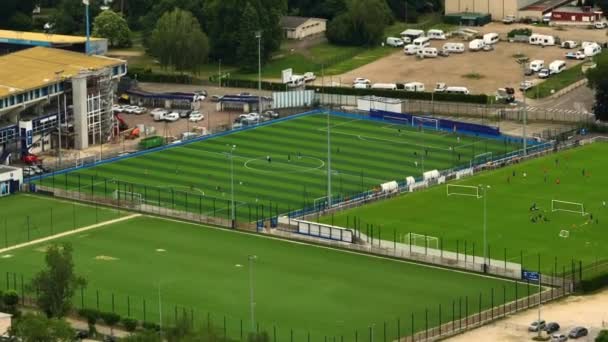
left=334, top=23, right=606, bottom=95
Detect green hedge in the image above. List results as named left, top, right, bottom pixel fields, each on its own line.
left=219, top=78, right=290, bottom=91
left=127, top=67, right=196, bottom=84
left=579, top=261, right=608, bottom=293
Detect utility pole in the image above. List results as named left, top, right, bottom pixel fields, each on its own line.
left=83, top=0, right=91, bottom=55
left=517, top=57, right=529, bottom=156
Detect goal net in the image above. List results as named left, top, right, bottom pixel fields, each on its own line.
left=559, top=230, right=570, bottom=238
left=113, top=190, right=143, bottom=205
left=412, top=116, right=439, bottom=130
left=404, top=233, right=439, bottom=249
left=551, top=200, right=587, bottom=216
left=447, top=184, right=482, bottom=198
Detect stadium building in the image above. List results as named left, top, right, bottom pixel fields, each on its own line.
left=0, top=46, right=127, bottom=165
left=445, top=0, right=574, bottom=21
left=0, top=30, right=108, bottom=56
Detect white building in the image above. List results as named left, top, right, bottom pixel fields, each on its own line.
left=280, top=16, right=327, bottom=40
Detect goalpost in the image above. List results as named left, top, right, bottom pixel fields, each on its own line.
left=446, top=184, right=482, bottom=198
left=551, top=200, right=587, bottom=216
left=412, top=116, right=439, bottom=131
left=403, top=233, right=439, bottom=249
left=113, top=190, right=143, bottom=205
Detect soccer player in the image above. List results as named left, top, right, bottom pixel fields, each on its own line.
left=582, top=169, right=586, bottom=177
left=555, top=158, right=559, bottom=167
left=288, top=154, right=291, bottom=162
left=267, top=155, right=271, bottom=163
left=556, top=178, right=561, bottom=185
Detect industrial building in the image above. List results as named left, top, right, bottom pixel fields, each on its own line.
left=0, top=30, right=108, bottom=56
left=551, top=6, right=604, bottom=24
left=0, top=46, right=127, bottom=166
left=445, top=0, right=574, bottom=21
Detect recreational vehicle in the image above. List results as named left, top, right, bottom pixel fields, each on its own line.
left=404, top=82, right=425, bottom=92
left=468, top=39, right=485, bottom=51
left=386, top=37, right=405, bottom=47
left=403, top=44, right=419, bottom=55
left=353, top=82, right=371, bottom=89
left=584, top=43, right=602, bottom=57
left=445, top=86, right=470, bottom=95
left=582, top=41, right=598, bottom=49
left=442, top=43, right=465, bottom=53
left=427, top=29, right=446, bottom=40
left=529, top=34, right=555, bottom=46
left=483, top=33, right=499, bottom=45
left=416, top=47, right=438, bottom=58
left=371, top=83, right=398, bottom=90
left=549, top=60, right=566, bottom=74
left=529, top=60, right=544, bottom=72
left=413, top=37, right=431, bottom=48
left=400, top=29, right=425, bottom=41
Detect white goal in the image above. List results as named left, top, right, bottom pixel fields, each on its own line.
left=113, top=190, right=143, bottom=205
left=412, top=116, right=439, bottom=130
left=551, top=200, right=587, bottom=216
left=447, top=184, right=482, bottom=198
left=404, top=233, right=439, bottom=249
left=559, top=230, right=570, bottom=238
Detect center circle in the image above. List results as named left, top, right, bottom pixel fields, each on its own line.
left=244, top=156, right=325, bottom=174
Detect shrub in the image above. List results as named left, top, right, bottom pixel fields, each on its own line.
left=78, top=308, right=100, bottom=325
left=596, top=330, right=608, bottom=342
left=3, top=290, right=19, bottom=308
left=122, top=317, right=138, bottom=332
left=507, top=28, right=532, bottom=38
left=142, top=321, right=161, bottom=332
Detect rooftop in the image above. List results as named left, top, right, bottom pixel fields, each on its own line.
left=553, top=6, right=602, bottom=13
left=0, top=47, right=125, bottom=99
left=0, top=29, right=105, bottom=45
left=280, top=16, right=326, bottom=29
left=520, top=0, right=572, bottom=12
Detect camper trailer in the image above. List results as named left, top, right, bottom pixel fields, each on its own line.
left=400, top=29, right=425, bottom=41
left=416, top=47, right=438, bottom=58
left=371, top=83, right=398, bottom=90
left=427, top=29, right=446, bottom=40
left=445, top=86, right=470, bottom=95
left=468, top=39, right=485, bottom=51
left=584, top=43, right=602, bottom=57
left=442, top=43, right=465, bottom=53
left=404, top=82, right=425, bottom=92
left=529, top=60, right=544, bottom=72
left=403, top=44, right=419, bottom=55
left=353, top=82, right=370, bottom=89
left=413, top=37, right=431, bottom=48
left=549, top=60, right=566, bottom=74
left=386, top=37, right=405, bottom=47
left=483, top=33, right=499, bottom=45
left=529, top=34, right=555, bottom=46
left=582, top=41, right=598, bottom=49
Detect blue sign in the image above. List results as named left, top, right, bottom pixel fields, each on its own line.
left=522, top=270, right=540, bottom=282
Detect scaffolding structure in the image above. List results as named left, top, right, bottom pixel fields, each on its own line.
left=86, top=68, right=115, bottom=146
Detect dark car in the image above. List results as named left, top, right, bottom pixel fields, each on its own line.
left=545, top=322, right=560, bottom=334
left=568, top=326, right=588, bottom=338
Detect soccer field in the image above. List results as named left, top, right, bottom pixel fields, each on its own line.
left=0, top=201, right=532, bottom=340
left=36, top=113, right=520, bottom=221
left=321, top=143, right=608, bottom=273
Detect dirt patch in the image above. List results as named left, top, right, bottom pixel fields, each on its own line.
left=446, top=289, right=608, bottom=342
left=95, top=255, right=119, bottom=261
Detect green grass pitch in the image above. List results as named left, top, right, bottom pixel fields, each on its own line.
left=0, top=194, right=123, bottom=248
left=37, top=114, right=520, bottom=220
left=0, top=196, right=534, bottom=340
left=321, top=143, right=608, bottom=273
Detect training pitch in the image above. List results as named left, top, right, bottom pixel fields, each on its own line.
left=36, top=113, right=520, bottom=220
left=0, top=196, right=534, bottom=340
left=322, top=143, right=608, bottom=273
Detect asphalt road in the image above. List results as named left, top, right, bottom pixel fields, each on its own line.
left=529, top=85, right=595, bottom=113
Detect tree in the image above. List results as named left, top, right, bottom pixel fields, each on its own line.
left=122, top=317, right=138, bottom=333
left=30, top=243, right=86, bottom=318
left=50, top=0, right=102, bottom=34
left=586, top=55, right=608, bottom=121
left=140, top=0, right=207, bottom=47
left=9, top=313, right=74, bottom=342
left=101, top=312, right=121, bottom=336
left=2, top=290, right=19, bottom=315
left=93, top=10, right=132, bottom=48
left=149, top=9, right=210, bottom=74
left=236, top=3, right=262, bottom=72
left=327, top=0, right=393, bottom=46
left=0, top=0, right=35, bottom=30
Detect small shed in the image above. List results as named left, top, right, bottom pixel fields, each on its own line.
left=0, top=166, right=22, bottom=196
left=280, top=16, right=327, bottom=40
left=444, top=12, right=492, bottom=26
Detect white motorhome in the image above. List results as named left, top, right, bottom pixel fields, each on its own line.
left=413, top=37, right=431, bottom=48
left=549, top=60, right=566, bottom=74
left=468, top=39, right=485, bottom=51
left=442, top=43, right=465, bottom=53
left=584, top=43, right=602, bottom=57
left=404, top=82, right=425, bottom=92
left=416, top=47, right=438, bottom=58
left=445, top=86, right=470, bottom=95
left=529, top=34, right=555, bottom=46
left=400, top=29, right=425, bottom=41
left=371, top=83, right=398, bottom=90
left=483, top=33, right=499, bottom=45
left=529, top=60, right=544, bottom=72
left=427, top=29, right=446, bottom=40
left=386, top=37, right=405, bottom=47
left=403, top=44, right=419, bottom=55
left=582, top=41, right=598, bottom=49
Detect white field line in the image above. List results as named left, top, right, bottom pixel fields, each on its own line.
left=0, top=214, right=141, bottom=254
left=316, top=118, right=361, bottom=131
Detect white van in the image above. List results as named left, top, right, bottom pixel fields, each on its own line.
left=442, top=42, right=465, bottom=53
left=445, top=86, right=470, bottom=95
left=400, top=29, right=425, bottom=41
left=371, top=83, right=398, bottom=90
left=386, top=37, right=405, bottom=47
left=468, top=39, right=485, bottom=51
left=413, top=37, right=431, bottom=48
left=404, top=82, right=425, bottom=92
left=416, top=47, right=438, bottom=58
left=529, top=60, right=544, bottom=72
left=427, top=29, right=446, bottom=40
left=483, top=33, right=499, bottom=45
left=403, top=44, right=419, bottom=55
left=549, top=60, right=566, bottom=74
left=584, top=43, right=602, bottom=57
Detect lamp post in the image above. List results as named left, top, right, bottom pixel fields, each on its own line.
left=255, top=31, right=262, bottom=114
left=229, top=145, right=237, bottom=228
left=517, top=57, right=529, bottom=156
left=248, top=255, right=257, bottom=331
left=83, top=0, right=91, bottom=55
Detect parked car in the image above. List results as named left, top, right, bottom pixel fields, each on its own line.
left=529, top=320, right=546, bottom=332
left=353, top=77, right=371, bottom=85
left=132, top=107, right=146, bottom=115
left=164, top=112, right=180, bottom=122
left=179, top=110, right=190, bottom=118
left=502, top=15, right=517, bottom=24
left=565, top=51, right=586, bottom=60
left=545, top=322, right=560, bottom=334
left=551, top=334, right=567, bottom=342
left=264, top=110, right=279, bottom=118
left=112, top=105, right=124, bottom=113
left=538, top=68, right=551, bottom=79
left=568, top=326, right=588, bottom=338
left=150, top=108, right=168, bottom=116
left=38, top=164, right=51, bottom=173
left=30, top=165, right=43, bottom=174
left=594, top=21, right=607, bottom=29
left=210, top=95, right=223, bottom=102
left=189, top=111, right=204, bottom=122
left=561, top=40, right=578, bottom=49
left=438, top=50, right=450, bottom=57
